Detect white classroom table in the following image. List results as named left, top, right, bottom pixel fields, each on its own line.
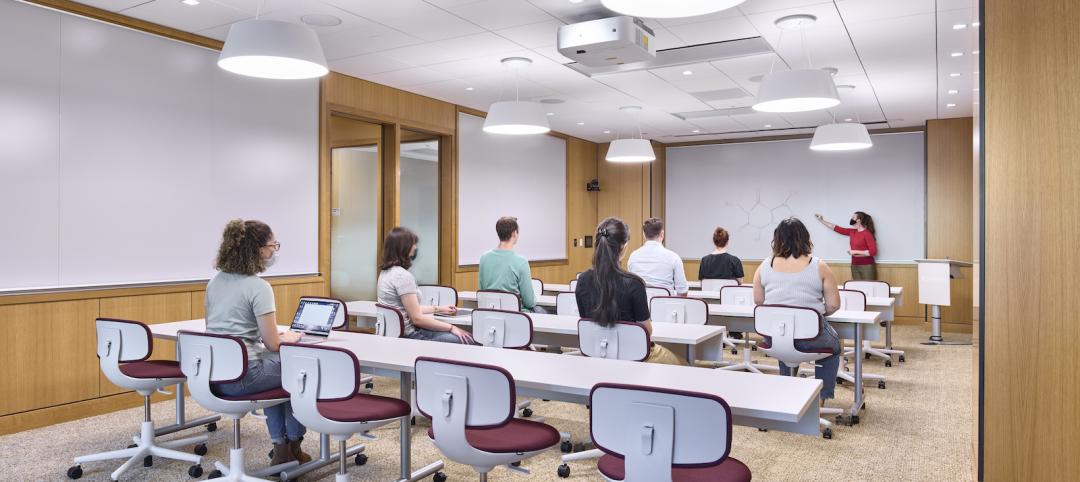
left=148, top=319, right=824, bottom=480
left=345, top=301, right=727, bottom=365
left=457, top=291, right=557, bottom=308
left=549, top=281, right=903, bottom=305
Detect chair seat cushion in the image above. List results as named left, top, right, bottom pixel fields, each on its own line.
left=317, top=393, right=411, bottom=422
left=427, top=418, right=560, bottom=453
left=118, top=360, right=183, bottom=379
left=597, top=453, right=752, bottom=482
left=216, top=386, right=290, bottom=402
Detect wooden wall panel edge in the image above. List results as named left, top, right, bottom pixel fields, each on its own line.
left=23, top=0, right=224, bottom=50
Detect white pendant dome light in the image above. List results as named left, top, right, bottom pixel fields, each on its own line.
left=753, top=15, right=840, bottom=113
left=601, top=0, right=746, bottom=19
left=218, top=20, right=328, bottom=80
left=606, top=106, right=655, bottom=163
left=483, top=57, right=550, bottom=135
left=811, top=85, right=873, bottom=151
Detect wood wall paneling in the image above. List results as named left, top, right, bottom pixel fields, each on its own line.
left=926, top=117, right=975, bottom=329
left=983, top=0, right=1080, bottom=479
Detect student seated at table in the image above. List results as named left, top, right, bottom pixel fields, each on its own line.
left=478, top=216, right=546, bottom=313
left=575, top=217, right=686, bottom=366
left=627, top=217, right=689, bottom=296
left=204, top=219, right=311, bottom=465
left=698, top=227, right=744, bottom=284
left=753, top=217, right=842, bottom=403
left=377, top=226, right=474, bottom=344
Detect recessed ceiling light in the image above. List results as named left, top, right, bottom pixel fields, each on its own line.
left=576, top=122, right=585, bottom=125
left=972, top=50, right=980, bottom=55
left=603, top=130, right=611, bottom=134
left=570, top=0, right=585, bottom=3
left=843, top=118, right=853, bottom=122
left=692, top=129, right=700, bottom=133
left=949, top=72, right=962, bottom=77
left=946, top=103, right=956, bottom=108
left=950, top=52, right=963, bottom=57
left=952, top=23, right=967, bottom=30
left=948, top=89, right=959, bottom=94
left=546, top=112, right=554, bottom=116
left=180, top=0, right=199, bottom=5
left=764, top=124, right=772, bottom=128
left=601, top=0, right=746, bottom=19
left=465, top=87, right=474, bottom=91
left=301, top=14, right=342, bottom=27
left=682, top=70, right=693, bottom=76
left=972, top=22, right=980, bottom=27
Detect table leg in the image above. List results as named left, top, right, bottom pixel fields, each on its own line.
left=396, top=373, right=444, bottom=482
left=851, top=323, right=864, bottom=424
left=156, top=346, right=219, bottom=437
left=687, top=344, right=696, bottom=365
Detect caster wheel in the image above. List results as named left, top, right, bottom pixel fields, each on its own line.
left=751, top=345, right=758, bottom=351
left=835, top=415, right=847, bottom=426
left=836, top=379, right=844, bottom=386
left=127, top=443, right=137, bottom=449
left=899, top=355, right=906, bottom=363
left=757, top=428, right=768, bottom=432
left=365, top=382, right=374, bottom=389
left=864, top=353, right=871, bottom=360
left=144, top=456, right=153, bottom=467
left=885, top=360, right=893, bottom=368
left=194, top=443, right=208, bottom=456
left=411, top=416, right=416, bottom=426
left=188, top=465, right=203, bottom=478
left=268, top=448, right=275, bottom=459
left=560, top=441, right=573, bottom=453
left=822, top=428, right=833, bottom=439
left=511, top=461, right=521, bottom=467
left=878, top=381, right=886, bottom=389
left=542, top=399, right=550, bottom=402
left=206, top=422, right=218, bottom=432
left=208, top=469, right=223, bottom=479
left=355, top=453, right=368, bottom=466
left=861, top=402, right=867, bottom=410
left=851, top=415, right=861, bottom=424
left=730, top=348, right=738, bottom=355
left=521, top=408, right=533, bottom=418
left=433, top=471, right=448, bottom=482
left=557, top=464, right=571, bottom=478
left=66, top=465, right=83, bottom=480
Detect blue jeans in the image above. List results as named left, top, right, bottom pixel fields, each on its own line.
left=216, top=354, right=306, bottom=444
left=778, top=353, right=841, bottom=400
left=408, top=327, right=467, bottom=344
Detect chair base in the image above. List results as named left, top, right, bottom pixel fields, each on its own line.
left=212, top=448, right=299, bottom=481
left=278, top=433, right=365, bottom=481
left=716, top=345, right=778, bottom=374
left=72, top=420, right=205, bottom=480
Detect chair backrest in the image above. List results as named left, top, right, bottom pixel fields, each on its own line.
left=650, top=297, right=708, bottom=325
left=415, top=357, right=514, bottom=428
left=555, top=292, right=579, bottom=316
left=531, top=278, right=544, bottom=298
left=569, top=279, right=579, bottom=291
left=844, top=280, right=891, bottom=299
left=591, top=383, right=734, bottom=482
left=279, top=343, right=367, bottom=434
left=471, top=309, right=533, bottom=349
left=577, top=319, right=650, bottom=361
left=753, top=305, right=826, bottom=367
left=645, top=286, right=671, bottom=302
left=838, top=289, right=867, bottom=312
left=177, top=331, right=253, bottom=413
left=298, top=296, right=348, bottom=330
left=374, top=303, right=406, bottom=338
left=700, top=278, right=739, bottom=292
left=718, top=285, right=755, bottom=306
left=476, top=290, right=521, bottom=311
left=96, top=318, right=153, bottom=363
left=418, top=285, right=459, bottom=307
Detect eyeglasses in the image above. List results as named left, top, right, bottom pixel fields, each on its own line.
left=265, top=242, right=281, bottom=251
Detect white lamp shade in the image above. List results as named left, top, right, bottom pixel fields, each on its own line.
left=606, top=138, right=656, bottom=163
left=218, top=20, right=328, bottom=80
left=601, top=0, right=745, bottom=18
left=753, top=69, right=840, bottom=113
left=483, top=101, right=551, bottom=135
left=810, top=123, right=873, bottom=151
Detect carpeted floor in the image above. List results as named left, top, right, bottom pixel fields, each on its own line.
left=4, top=325, right=973, bottom=482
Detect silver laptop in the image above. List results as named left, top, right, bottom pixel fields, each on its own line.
left=290, top=299, right=339, bottom=343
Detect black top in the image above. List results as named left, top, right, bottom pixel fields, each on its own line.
left=575, top=268, right=651, bottom=323
left=698, top=253, right=745, bottom=281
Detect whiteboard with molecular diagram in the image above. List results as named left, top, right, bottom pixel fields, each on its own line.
left=664, top=132, right=925, bottom=262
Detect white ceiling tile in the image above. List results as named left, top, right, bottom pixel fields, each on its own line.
left=530, top=45, right=574, bottom=64
left=446, top=0, right=554, bottom=30
left=330, top=52, right=414, bottom=76
left=653, top=5, right=748, bottom=27
left=664, top=16, right=760, bottom=46
left=424, top=0, right=486, bottom=8
left=121, top=0, right=250, bottom=33
left=378, top=32, right=522, bottom=67
left=198, top=23, right=232, bottom=41
left=593, top=71, right=711, bottom=112
left=683, top=116, right=747, bottom=133
left=737, top=0, right=833, bottom=15
left=494, top=19, right=565, bottom=48
left=364, top=66, right=458, bottom=87
left=252, top=1, right=374, bottom=35
left=324, top=0, right=485, bottom=41
left=76, top=0, right=152, bottom=12
left=729, top=112, right=793, bottom=130
left=319, top=24, right=425, bottom=60
left=834, top=0, right=935, bottom=24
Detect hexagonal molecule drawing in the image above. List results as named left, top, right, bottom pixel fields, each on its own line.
left=727, top=190, right=795, bottom=241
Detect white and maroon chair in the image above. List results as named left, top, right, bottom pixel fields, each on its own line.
left=569, top=279, right=579, bottom=292
left=531, top=278, right=544, bottom=299
left=416, top=357, right=561, bottom=482
left=716, top=286, right=773, bottom=374
left=471, top=309, right=534, bottom=351
left=374, top=304, right=407, bottom=339
left=67, top=319, right=207, bottom=481
left=279, top=343, right=412, bottom=482
left=753, top=305, right=842, bottom=439
left=555, top=293, right=579, bottom=317
left=476, top=290, right=521, bottom=311
left=419, top=285, right=459, bottom=308
left=588, top=384, right=752, bottom=482
left=558, top=320, right=652, bottom=476
left=649, top=296, right=708, bottom=325
left=833, top=290, right=887, bottom=389
left=644, top=286, right=671, bottom=303
left=844, top=280, right=904, bottom=365
left=700, top=278, right=740, bottom=292
left=178, top=331, right=300, bottom=480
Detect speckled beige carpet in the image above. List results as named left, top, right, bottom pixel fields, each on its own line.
left=2, top=325, right=973, bottom=481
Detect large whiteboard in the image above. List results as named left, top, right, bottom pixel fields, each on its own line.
left=457, top=113, right=567, bottom=265
left=0, top=1, right=319, bottom=292
left=665, top=132, right=925, bottom=262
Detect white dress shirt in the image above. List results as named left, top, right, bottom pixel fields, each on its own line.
left=627, top=240, right=689, bottom=294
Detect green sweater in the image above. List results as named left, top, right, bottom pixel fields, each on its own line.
left=478, top=249, right=536, bottom=310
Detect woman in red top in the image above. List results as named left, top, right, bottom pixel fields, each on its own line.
left=814, top=211, right=878, bottom=280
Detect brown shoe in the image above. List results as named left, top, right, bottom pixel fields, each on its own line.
left=290, top=439, right=312, bottom=464
left=270, top=442, right=296, bottom=466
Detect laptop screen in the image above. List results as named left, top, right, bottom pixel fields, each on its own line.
left=291, top=299, right=339, bottom=337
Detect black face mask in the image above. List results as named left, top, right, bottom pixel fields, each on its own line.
left=849, top=218, right=857, bottom=226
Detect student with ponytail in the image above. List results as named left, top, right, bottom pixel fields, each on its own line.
left=574, top=217, right=686, bottom=365
left=205, top=219, right=311, bottom=466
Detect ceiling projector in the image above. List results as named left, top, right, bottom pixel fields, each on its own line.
left=557, top=16, right=656, bottom=67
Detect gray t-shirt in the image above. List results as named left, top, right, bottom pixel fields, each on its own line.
left=377, top=266, right=419, bottom=336
left=205, top=271, right=276, bottom=361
